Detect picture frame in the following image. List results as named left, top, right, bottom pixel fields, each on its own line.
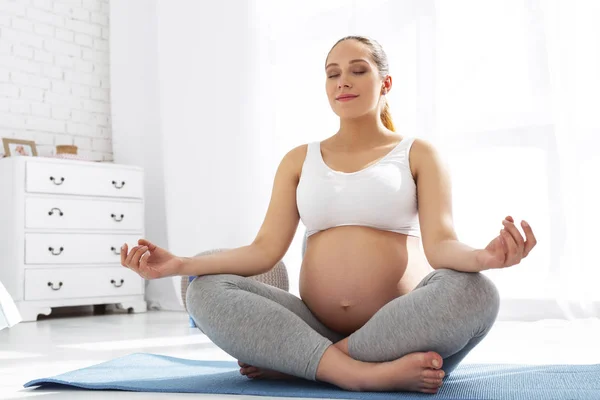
left=2, top=138, right=38, bottom=157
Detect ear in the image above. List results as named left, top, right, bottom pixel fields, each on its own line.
left=382, top=75, right=393, bottom=93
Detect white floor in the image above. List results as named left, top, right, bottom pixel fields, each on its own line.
left=2, top=309, right=600, bottom=400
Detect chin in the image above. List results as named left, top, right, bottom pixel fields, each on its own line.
left=335, top=109, right=370, bottom=120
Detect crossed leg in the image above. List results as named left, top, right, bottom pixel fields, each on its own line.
left=187, top=268, right=499, bottom=392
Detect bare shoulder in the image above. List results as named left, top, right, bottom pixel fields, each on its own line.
left=409, top=138, right=446, bottom=180
left=280, top=143, right=310, bottom=180
left=286, top=143, right=309, bottom=161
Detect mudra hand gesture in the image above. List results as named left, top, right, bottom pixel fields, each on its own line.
left=121, top=239, right=183, bottom=279
left=476, top=216, right=537, bottom=271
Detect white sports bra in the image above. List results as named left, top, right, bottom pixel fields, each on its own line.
left=296, top=137, right=421, bottom=238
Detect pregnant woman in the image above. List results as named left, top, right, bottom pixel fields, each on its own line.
left=121, top=35, right=537, bottom=394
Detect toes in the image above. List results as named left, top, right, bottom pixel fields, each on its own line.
left=240, top=366, right=259, bottom=376
left=422, top=368, right=445, bottom=380
left=424, top=352, right=443, bottom=369
left=423, top=378, right=443, bottom=387
left=420, top=380, right=442, bottom=391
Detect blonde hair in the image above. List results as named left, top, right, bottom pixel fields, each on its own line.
left=327, top=36, right=395, bottom=132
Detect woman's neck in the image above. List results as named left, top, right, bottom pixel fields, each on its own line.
left=334, top=116, right=395, bottom=150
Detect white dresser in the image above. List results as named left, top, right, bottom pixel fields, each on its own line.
left=0, top=156, right=147, bottom=321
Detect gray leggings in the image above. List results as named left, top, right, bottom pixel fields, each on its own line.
left=186, top=268, right=500, bottom=381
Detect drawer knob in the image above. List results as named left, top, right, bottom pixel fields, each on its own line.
left=49, top=176, right=65, bottom=185
left=112, top=180, right=126, bottom=189
left=110, top=246, right=121, bottom=255
left=47, top=281, right=63, bottom=291
left=48, top=207, right=64, bottom=216
left=110, top=213, right=125, bottom=222
left=111, top=279, right=124, bottom=288
left=48, top=246, right=64, bottom=255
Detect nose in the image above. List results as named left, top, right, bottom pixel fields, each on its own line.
left=337, top=74, right=352, bottom=89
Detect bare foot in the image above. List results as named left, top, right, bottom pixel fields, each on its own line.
left=361, top=351, right=445, bottom=394
left=238, top=360, right=299, bottom=381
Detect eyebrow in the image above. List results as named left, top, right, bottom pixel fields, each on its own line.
left=325, top=59, right=369, bottom=70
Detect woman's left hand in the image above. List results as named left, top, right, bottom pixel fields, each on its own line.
left=476, top=216, right=538, bottom=271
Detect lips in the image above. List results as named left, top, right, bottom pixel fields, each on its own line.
left=336, top=94, right=358, bottom=100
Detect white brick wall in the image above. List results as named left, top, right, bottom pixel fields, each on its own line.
left=0, top=0, right=112, bottom=161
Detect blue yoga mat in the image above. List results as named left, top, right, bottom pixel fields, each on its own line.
left=23, top=353, right=600, bottom=399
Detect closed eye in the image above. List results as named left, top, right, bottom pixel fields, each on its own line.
left=327, top=71, right=366, bottom=78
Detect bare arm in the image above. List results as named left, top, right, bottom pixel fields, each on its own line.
left=179, top=145, right=304, bottom=277
left=179, top=244, right=277, bottom=277
left=413, top=139, right=537, bottom=272
left=412, top=139, right=468, bottom=270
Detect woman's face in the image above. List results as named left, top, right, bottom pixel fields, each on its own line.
left=325, top=40, right=386, bottom=119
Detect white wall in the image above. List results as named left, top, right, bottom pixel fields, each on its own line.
left=109, top=0, right=179, bottom=310
left=154, top=0, right=277, bottom=254
left=110, top=0, right=280, bottom=308
left=0, top=0, right=112, bottom=161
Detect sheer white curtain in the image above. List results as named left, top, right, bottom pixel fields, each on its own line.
left=433, top=0, right=600, bottom=320
left=253, top=0, right=600, bottom=320
left=538, top=0, right=600, bottom=319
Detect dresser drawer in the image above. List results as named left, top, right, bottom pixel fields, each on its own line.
left=24, top=267, right=144, bottom=301
left=26, top=161, right=143, bottom=199
left=25, top=197, right=144, bottom=231
left=25, top=233, right=141, bottom=265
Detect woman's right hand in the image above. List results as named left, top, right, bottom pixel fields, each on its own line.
left=121, top=239, right=183, bottom=280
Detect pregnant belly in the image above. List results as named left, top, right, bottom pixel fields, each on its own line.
left=299, top=226, right=418, bottom=335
